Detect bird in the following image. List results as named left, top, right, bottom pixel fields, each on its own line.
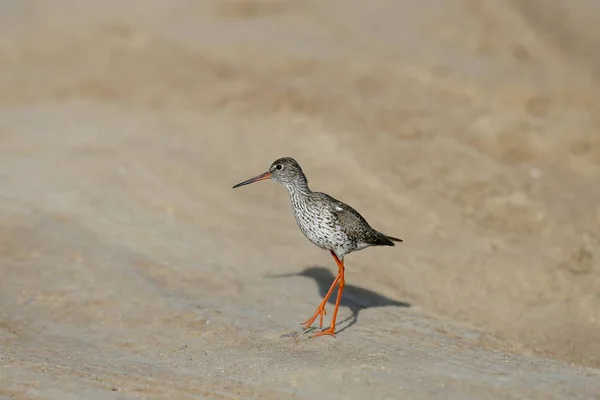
left=232, top=157, right=402, bottom=337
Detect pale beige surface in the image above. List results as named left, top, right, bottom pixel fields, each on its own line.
left=1, top=1, right=600, bottom=399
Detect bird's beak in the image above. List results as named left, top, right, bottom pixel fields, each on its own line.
left=232, top=171, right=272, bottom=189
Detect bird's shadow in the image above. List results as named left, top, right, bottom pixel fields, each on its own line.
left=266, top=266, right=410, bottom=334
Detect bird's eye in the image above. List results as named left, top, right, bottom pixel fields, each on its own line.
left=275, top=164, right=282, bottom=170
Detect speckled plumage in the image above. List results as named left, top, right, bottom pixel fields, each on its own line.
left=263, top=157, right=401, bottom=259
left=232, top=156, right=402, bottom=337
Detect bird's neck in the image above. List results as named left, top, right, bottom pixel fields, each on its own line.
left=285, top=178, right=311, bottom=203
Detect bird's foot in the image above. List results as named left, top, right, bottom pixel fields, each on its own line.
left=310, top=326, right=336, bottom=338
left=300, top=306, right=327, bottom=330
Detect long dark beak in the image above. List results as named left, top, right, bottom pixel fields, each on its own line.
left=232, top=171, right=272, bottom=189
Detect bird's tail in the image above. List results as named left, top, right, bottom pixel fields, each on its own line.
left=386, top=235, right=403, bottom=243
left=376, top=232, right=403, bottom=246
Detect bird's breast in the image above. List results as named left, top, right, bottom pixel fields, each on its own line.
left=290, top=201, right=350, bottom=251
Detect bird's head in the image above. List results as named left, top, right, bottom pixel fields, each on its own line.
left=232, top=157, right=306, bottom=189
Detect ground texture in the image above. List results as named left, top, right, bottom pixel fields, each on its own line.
left=1, top=1, right=600, bottom=399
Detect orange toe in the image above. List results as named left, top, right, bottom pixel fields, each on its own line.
left=310, top=327, right=336, bottom=338
left=300, top=307, right=326, bottom=330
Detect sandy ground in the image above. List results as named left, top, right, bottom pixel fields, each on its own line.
left=1, top=0, right=600, bottom=398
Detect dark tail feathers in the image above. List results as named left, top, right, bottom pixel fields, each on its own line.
left=377, top=232, right=403, bottom=246
left=386, top=235, right=403, bottom=243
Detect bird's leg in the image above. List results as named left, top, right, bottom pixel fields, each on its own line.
left=300, top=251, right=342, bottom=330
left=311, top=254, right=345, bottom=338
left=300, top=272, right=340, bottom=329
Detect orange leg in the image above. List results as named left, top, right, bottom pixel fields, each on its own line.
left=300, top=273, right=339, bottom=329
left=311, top=253, right=345, bottom=337
left=303, top=251, right=346, bottom=338
left=300, top=251, right=341, bottom=330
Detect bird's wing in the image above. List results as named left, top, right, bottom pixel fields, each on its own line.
left=314, top=192, right=400, bottom=245
left=314, top=192, right=380, bottom=242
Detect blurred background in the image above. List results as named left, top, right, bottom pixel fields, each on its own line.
left=1, top=0, right=599, bottom=397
